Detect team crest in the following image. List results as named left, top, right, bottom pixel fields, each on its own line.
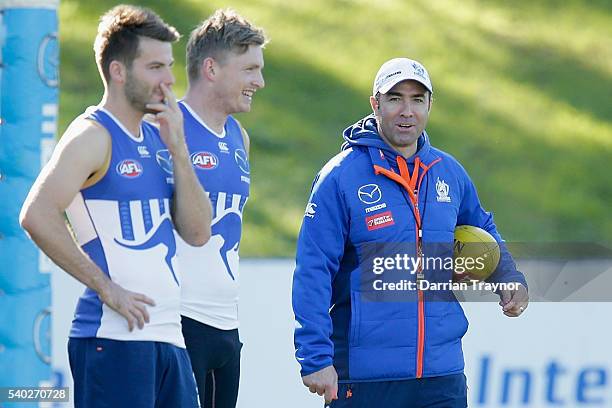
left=412, top=62, right=426, bottom=80
left=436, top=177, right=451, bottom=203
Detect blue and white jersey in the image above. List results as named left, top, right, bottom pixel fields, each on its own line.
left=177, top=101, right=249, bottom=330
left=66, top=108, right=185, bottom=348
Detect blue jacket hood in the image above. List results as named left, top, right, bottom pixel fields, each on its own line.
left=341, top=115, right=432, bottom=164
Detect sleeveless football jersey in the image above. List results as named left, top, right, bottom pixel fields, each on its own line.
left=177, top=101, right=249, bottom=330
left=66, top=108, right=185, bottom=347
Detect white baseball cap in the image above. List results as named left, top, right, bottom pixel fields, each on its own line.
left=372, top=58, right=433, bottom=96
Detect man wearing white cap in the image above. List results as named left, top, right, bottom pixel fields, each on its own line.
left=292, top=58, right=528, bottom=407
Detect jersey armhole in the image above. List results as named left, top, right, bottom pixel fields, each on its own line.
left=234, top=118, right=250, bottom=155
left=82, top=119, right=112, bottom=189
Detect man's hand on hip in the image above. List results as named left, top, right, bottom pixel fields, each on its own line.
left=99, top=280, right=156, bottom=331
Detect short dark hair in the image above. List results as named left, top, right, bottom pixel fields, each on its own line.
left=186, top=9, right=266, bottom=82
left=94, top=4, right=180, bottom=82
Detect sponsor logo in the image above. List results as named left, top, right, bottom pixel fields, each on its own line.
left=241, top=176, right=251, bottom=184
left=358, top=184, right=382, bottom=205
left=137, top=145, right=150, bottom=158
left=219, top=141, right=230, bottom=153
left=191, top=151, right=218, bottom=170
left=366, top=211, right=395, bottom=231
left=304, top=203, right=317, bottom=218
left=384, top=70, right=401, bottom=80
left=365, top=203, right=387, bottom=213
left=156, top=149, right=173, bottom=175
left=116, top=159, right=143, bottom=178
left=235, top=149, right=250, bottom=175
left=436, top=177, right=451, bottom=202
left=376, top=70, right=401, bottom=89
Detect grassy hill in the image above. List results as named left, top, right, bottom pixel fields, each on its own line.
left=59, top=0, right=612, bottom=256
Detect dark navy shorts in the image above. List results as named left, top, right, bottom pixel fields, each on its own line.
left=328, top=373, right=467, bottom=408
left=182, top=316, right=242, bottom=408
left=68, top=337, right=198, bottom=408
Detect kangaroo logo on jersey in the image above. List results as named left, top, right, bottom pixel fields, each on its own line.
left=211, top=212, right=242, bottom=280
left=191, top=151, right=218, bottom=170
left=116, top=159, right=143, bottom=178
left=114, top=215, right=179, bottom=285
left=234, top=149, right=250, bottom=175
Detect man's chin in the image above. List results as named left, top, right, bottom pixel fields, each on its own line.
left=393, top=135, right=418, bottom=147
left=238, top=98, right=253, bottom=112
left=126, top=99, right=154, bottom=115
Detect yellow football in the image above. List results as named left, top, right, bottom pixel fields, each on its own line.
left=453, top=225, right=500, bottom=282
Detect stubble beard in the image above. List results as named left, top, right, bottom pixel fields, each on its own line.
left=125, top=70, right=156, bottom=114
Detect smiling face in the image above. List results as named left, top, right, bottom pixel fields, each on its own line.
left=213, top=45, right=265, bottom=115
left=124, top=37, right=175, bottom=113
left=370, top=79, right=432, bottom=156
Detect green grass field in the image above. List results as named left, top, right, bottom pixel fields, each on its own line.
left=59, top=0, right=612, bottom=256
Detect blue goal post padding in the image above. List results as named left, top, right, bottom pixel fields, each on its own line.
left=0, top=0, right=59, bottom=391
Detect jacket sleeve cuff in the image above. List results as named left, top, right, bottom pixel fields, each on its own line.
left=300, top=360, right=334, bottom=377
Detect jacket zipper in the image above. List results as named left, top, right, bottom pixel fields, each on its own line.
left=373, top=156, right=441, bottom=379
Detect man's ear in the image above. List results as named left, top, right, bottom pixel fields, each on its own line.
left=202, top=57, right=217, bottom=81
left=108, top=60, right=126, bottom=84
left=369, top=95, right=379, bottom=113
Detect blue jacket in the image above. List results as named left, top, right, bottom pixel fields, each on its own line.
left=292, top=115, right=527, bottom=382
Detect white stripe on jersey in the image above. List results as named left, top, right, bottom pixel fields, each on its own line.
left=216, top=192, right=227, bottom=218
left=66, top=192, right=97, bottom=245
left=149, top=198, right=161, bottom=221
left=231, top=193, right=242, bottom=211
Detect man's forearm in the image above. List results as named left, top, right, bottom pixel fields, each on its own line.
left=171, top=147, right=212, bottom=246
